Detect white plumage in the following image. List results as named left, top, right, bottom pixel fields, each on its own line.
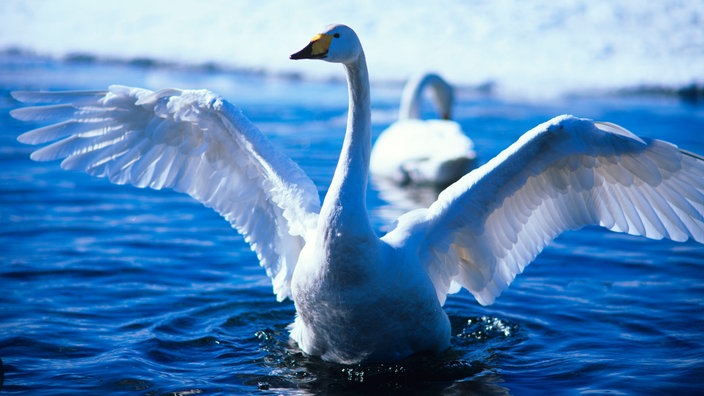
left=370, top=73, right=477, bottom=187
left=12, top=24, right=704, bottom=364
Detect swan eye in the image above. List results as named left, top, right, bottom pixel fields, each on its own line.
left=333, top=33, right=340, bottom=38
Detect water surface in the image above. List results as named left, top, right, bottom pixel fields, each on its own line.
left=1, top=55, right=704, bottom=395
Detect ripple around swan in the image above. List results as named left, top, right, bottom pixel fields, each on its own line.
left=246, top=315, right=516, bottom=395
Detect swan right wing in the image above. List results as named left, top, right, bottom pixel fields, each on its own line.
left=413, top=115, right=704, bottom=306
left=12, top=86, right=321, bottom=301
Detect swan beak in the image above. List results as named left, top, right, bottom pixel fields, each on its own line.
left=290, top=33, right=333, bottom=60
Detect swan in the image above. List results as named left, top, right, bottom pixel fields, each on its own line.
left=370, top=72, right=477, bottom=187
left=11, top=24, right=704, bottom=365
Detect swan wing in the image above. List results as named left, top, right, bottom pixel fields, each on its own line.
left=12, top=85, right=321, bottom=301
left=418, top=115, right=704, bottom=305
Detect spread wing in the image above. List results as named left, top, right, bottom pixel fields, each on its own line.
left=414, top=115, right=704, bottom=305
left=12, top=85, right=321, bottom=301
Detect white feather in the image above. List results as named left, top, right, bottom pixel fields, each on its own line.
left=13, top=85, right=321, bottom=302
left=410, top=115, right=704, bottom=305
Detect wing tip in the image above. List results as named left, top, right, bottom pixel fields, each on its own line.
left=16, top=130, right=34, bottom=145
left=474, top=291, right=497, bottom=306
left=10, top=106, right=41, bottom=122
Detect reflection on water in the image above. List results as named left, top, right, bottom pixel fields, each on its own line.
left=371, top=176, right=442, bottom=228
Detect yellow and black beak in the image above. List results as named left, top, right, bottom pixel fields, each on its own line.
left=290, top=33, right=333, bottom=60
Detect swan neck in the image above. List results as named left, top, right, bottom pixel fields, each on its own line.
left=320, top=51, right=372, bottom=233
left=343, top=53, right=371, bottom=171
left=398, top=74, right=452, bottom=120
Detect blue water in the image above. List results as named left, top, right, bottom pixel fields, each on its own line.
left=1, top=53, right=704, bottom=395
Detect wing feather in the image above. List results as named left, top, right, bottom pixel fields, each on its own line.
left=415, top=115, right=704, bottom=305
left=12, top=85, right=321, bottom=301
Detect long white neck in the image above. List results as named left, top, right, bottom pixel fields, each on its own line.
left=398, top=73, right=452, bottom=120
left=319, top=51, right=373, bottom=237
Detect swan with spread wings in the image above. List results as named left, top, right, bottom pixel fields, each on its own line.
left=12, top=24, right=704, bottom=365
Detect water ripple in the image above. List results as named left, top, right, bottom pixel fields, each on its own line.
left=2, top=58, right=704, bottom=395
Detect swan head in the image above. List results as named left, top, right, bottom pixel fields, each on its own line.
left=290, top=24, right=362, bottom=65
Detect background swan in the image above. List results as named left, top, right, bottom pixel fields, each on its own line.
left=370, top=72, right=477, bottom=187
left=11, top=24, right=704, bottom=365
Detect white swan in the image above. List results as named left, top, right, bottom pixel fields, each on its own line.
left=370, top=72, right=477, bottom=187
left=11, top=24, right=704, bottom=365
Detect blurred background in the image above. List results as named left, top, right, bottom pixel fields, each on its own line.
left=1, top=0, right=702, bottom=99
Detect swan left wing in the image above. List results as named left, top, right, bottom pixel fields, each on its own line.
left=12, top=85, right=321, bottom=301
left=413, top=115, right=704, bottom=305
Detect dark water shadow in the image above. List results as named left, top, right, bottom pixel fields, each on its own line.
left=241, top=315, right=519, bottom=395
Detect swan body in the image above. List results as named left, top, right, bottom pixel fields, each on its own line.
left=370, top=73, right=477, bottom=187
left=12, top=24, right=704, bottom=365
